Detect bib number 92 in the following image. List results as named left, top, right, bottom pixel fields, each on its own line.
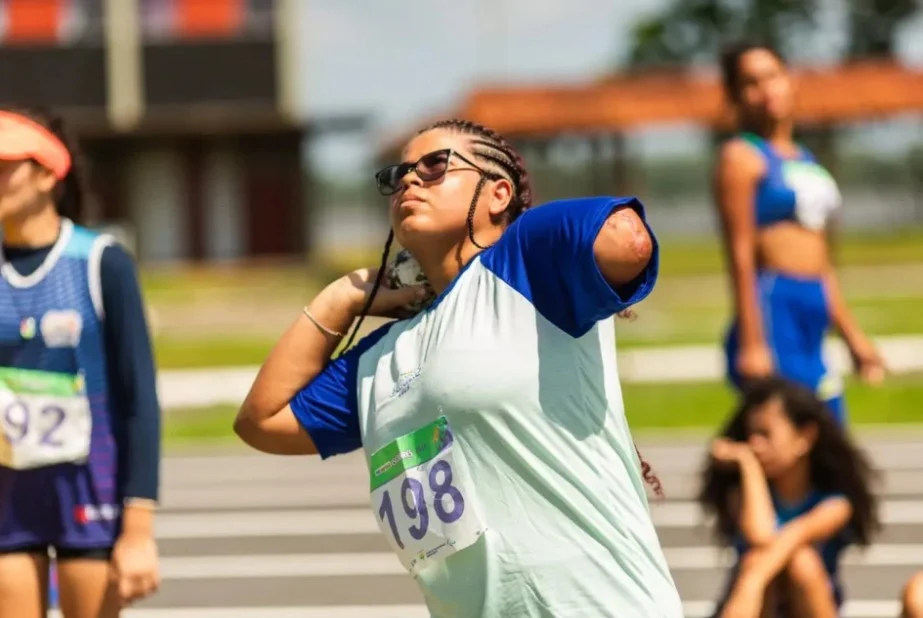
left=0, top=391, right=91, bottom=470
left=3, top=400, right=68, bottom=448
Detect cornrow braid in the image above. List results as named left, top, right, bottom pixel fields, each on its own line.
left=338, top=231, right=394, bottom=355
left=421, top=119, right=533, bottom=248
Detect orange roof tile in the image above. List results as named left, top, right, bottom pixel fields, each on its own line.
left=379, top=61, right=923, bottom=157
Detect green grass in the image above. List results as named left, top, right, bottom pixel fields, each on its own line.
left=143, top=228, right=923, bottom=370
left=139, top=263, right=316, bottom=307
left=620, top=375, right=923, bottom=429
left=162, top=375, right=923, bottom=447
left=616, top=293, right=923, bottom=348
left=657, top=228, right=923, bottom=277
left=164, top=405, right=238, bottom=446
left=154, top=335, right=275, bottom=370
left=137, top=229, right=923, bottom=302
left=150, top=290, right=923, bottom=370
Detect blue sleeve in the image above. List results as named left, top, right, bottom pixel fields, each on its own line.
left=100, top=243, right=161, bottom=502
left=480, top=196, right=659, bottom=338
left=290, top=322, right=395, bottom=460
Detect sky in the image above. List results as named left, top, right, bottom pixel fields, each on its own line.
left=293, top=0, right=923, bottom=177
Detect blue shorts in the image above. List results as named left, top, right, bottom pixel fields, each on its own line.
left=0, top=465, right=121, bottom=553
left=725, top=271, right=846, bottom=424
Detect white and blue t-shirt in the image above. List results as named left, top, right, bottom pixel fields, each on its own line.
left=291, top=196, right=683, bottom=618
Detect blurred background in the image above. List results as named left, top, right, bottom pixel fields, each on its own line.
left=1, top=0, right=921, bottom=463
left=3, top=1, right=923, bottom=615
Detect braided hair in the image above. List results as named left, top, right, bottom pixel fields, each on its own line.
left=423, top=118, right=533, bottom=248
left=340, top=119, right=533, bottom=352
left=345, top=119, right=662, bottom=498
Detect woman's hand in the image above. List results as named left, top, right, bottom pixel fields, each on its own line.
left=338, top=267, right=429, bottom=320
left=111, top=531, right=159, bottom=605
left=109, top=503, right=159, bottom=606
left=737, top=343, right=774, bottom=381
left=710, top=438, right=754, bottom=468
left=847, top=334, right=886, bottom=386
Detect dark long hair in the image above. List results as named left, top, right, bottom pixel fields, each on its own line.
left=1, top=105, right=88, bottom=223
left=718, top=40, right=787, bottom=102
left=699, top=377, right=879, bottom=546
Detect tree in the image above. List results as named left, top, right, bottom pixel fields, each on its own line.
left=627, top=0, right=919, bottom=68
left=628, top=0, right=816, bottom=69
left=846, top=0, right=918, bottom=59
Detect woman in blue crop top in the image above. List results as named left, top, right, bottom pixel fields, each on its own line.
left=713, top=41, right=885, bottom=424
left=700, top=377, right=879, bottom=617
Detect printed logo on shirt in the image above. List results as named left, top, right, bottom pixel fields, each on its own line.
left=40, top=310, right=83, bottom=349
left=391, top=367, right=422, bottom=398
left=74, top=503, right=120, bottom=525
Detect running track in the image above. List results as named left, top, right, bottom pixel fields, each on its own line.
left=59, top=437, right=923, bottom=617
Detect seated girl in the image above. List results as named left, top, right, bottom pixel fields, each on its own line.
left=699, top=377, right=879, bottom=618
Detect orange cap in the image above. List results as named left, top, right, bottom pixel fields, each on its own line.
left=0, top=111, right=72, bottom=180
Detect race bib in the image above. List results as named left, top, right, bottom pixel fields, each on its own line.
left=0, top=367, right=92, bottom=470
left=369, top=416, right=486, bottom=575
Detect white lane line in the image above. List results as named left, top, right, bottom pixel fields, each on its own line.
left=683, top=600, right=901, bottom=618
left=48, top=600, right=902, bottom=618
left=51, top=607, right=430, bottom=618
left=152, top=544, right=923, bottom=580
left=154, top=499, right=923, bottom=539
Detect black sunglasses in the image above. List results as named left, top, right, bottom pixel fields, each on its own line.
left=375, top=149, right=499, bottom=196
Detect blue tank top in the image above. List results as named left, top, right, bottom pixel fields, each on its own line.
left=742, top=133, right=842, bottom=231
left=733, top=489, right=851, bottom=605
left=0, top=219, right=121, bottom=548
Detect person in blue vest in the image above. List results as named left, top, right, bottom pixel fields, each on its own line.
left=0, top=106, right=161, bottom=617
left=700, top=377, right=879, bottom=618
left=713, top=41, right=885, bottom=424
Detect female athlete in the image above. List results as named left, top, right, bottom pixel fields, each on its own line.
left=235, top=118, right=683, bottom=617
left=0, top=107, right=161, bottom=617
left=714, top=41, right=885, bottom=423
left=700, top=377, right=878, bottom=617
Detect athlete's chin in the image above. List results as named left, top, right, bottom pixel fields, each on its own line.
left=764, top=100, right=793, bottom=122
left=396, top=215, right=445, bottom=242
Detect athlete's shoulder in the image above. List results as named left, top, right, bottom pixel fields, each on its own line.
left=718, top=134, right=764, bottom=160
left=97, top=241, right=138, bottom=284
left=62, top=220, right=117, bottom=261
left=715, top=136, right=765, bottom=179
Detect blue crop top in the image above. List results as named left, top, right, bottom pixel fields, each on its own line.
left=742, top=133, right=842, bottom=231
